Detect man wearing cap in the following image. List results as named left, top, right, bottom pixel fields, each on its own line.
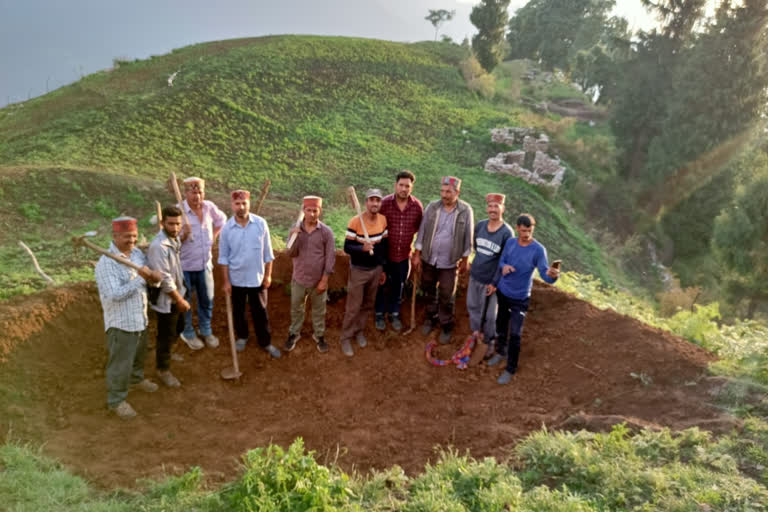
left=339, top=188, right=388, bottom=356
left=487, top=214, right=560, bottom=384
left=95, top=217, right=165, bottom=419
left=178, top=177, right=227, bottom=351
left=466, top=193, right=514, bottom=354
left=148, top=205, right=191, bottom=388
left=284, top=196, right=335, bottom=353
left=218, top=190, right=281, bottom=358
left=413, top=176, right=474, bottom=344
left=374, top=170, right=423, bottom=332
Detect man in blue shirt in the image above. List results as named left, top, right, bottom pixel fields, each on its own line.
left=488, top=214, right=560, bottom=384
left=218, top=189, right=281, bottom=358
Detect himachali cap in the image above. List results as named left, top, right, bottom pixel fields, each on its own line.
left=230, top=189, right=250, bottom=201
left=112, top=216, right=138, bottom=232
left=302, top=195, right=323, bottom=208
left=183, top=176, right=205, bottom=190
left=485, top=193, right=506, bottom=205
left=365, top=188, right=383, bottom=199
left=441, top=176, right=461, bottom=190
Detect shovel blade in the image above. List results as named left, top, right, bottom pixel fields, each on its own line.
left=220, top=367, right=242, bottom=380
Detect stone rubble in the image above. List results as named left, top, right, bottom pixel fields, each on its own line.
left=485, top=127, right=565, bottom=189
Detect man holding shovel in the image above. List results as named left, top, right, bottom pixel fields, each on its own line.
left=94, top=217, right=164, bottom=419
left=178, top=177, right=227, bottom=351
left=148, top=206, right=191, bottom=388
left=284, top=196, right=335, bottom=354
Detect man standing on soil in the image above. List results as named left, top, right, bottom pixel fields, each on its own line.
left=413, top=176, right=473, bottom=344
left=218, top=190, right=281, bottom=358
left=95, top=217, right=164, bottom=419
left=148, top=206, right=191, bottom=388
left=488, top=214, right=559, bottom=384
left=339, top=188, right=388, bottom=356
left=466, top=193, right=514, bottom=354
left=374, top=170, right=423, bottom=332
left=178, top=177, right=227, bottom=351
left=284, top=195, right=335, bottom=354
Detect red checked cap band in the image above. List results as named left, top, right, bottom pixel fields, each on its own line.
left=230, top=190, right=250, bottom=200
left=485, top=193, right=505, bottom=205
left=112, top=216, right=138, bottom=232
left=302, top=195, right=323, bottom=208
left=441, top=176, right=461, bottom=190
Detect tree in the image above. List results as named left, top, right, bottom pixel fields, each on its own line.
left=470, top=0, right=511, bottom=73
left=425, top=9, right=456, bottom=41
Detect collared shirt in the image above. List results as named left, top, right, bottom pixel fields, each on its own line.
left=218, top=214, right=275, bottom=287
left=288, top=221, right=335, bottom=288
left=180, top=199, right=227, bottom=272
left=379, top=194, right=423, bottom=263
left=147, top=230, right=186, bottom=313
left=430, top=207, right=457, bottom=268
left=94, top=242, right=149, bottom=332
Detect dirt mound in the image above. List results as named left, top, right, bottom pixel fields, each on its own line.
left=0, top=254, right=723, bottom=489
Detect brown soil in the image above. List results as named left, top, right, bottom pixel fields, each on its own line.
left=0, top=252, right=725, bottom=489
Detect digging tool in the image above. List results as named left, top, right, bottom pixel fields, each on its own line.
left=169, top=171, right=193, bottom=242
left=220, top=293, right=242, bottom=380
left=468, top=290, right=492, bottom=366
left=403, top=271, right=419, bottom=335
left=155, top=200, right=163, bottom=231
left=346, top=186, right=374, bottom=255
left=286, top=210, right=305, bottom=250
left=253, top=179, right=271, bottom=216
left=18, top=241, right=54, bottom=285
left=72, top=232, right=146, bottom=272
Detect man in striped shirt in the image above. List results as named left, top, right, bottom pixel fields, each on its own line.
left=95, top=217, right=164, bottom=419
left=339, top=188, right=388, bottom=356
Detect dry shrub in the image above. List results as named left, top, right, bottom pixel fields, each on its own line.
left=460, top=56, right=496, bottom=98
left=658, top=278, right=702, bottom=317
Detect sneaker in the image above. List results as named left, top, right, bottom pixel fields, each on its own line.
left=158, top=370, right=181, bottom=388
left=438, top=326, right=453, bottom=345
left=375, top=314, right=386, bottom=331
left=180, top=332, right=204, bottom=351
left=203, top=334, right=220, bottom=348
left=356, top=333, right=368, bottom=348
left=112, top=401, right=137, bottom=419
left=486, top=353, right=505, bottom=367
left=264, top=344, right=282, bottom=359
left=132, top=379, right=158, bottom=393
left=421, top=318, right=436, bottom=336
left=284, top=333, right=300, bottom=352
left=313, top=334, right=329, bottom=353
left=235, top=338, right=247, bottom=352
left=390, top=314, right=403, bottom=332
left=497, top=370, right=515, bottom=385
left=340, top=339, right=354, bottom=357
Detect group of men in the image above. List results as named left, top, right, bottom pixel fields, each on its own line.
left=94, top=172, right=559, bottom=419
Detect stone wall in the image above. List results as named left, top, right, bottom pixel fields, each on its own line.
left=485, top=127, right=565, bottom=189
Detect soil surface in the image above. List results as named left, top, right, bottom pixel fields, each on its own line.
left=0, top=252, right=724, bottom=489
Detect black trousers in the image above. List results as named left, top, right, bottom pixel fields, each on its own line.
left=231, top=285, right=271, bottom=347
left=155, top=305, right=184, bottom=371
left=495, top=294, right=530, bottom=374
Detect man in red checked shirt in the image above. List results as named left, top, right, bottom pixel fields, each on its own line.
left=374, top=170, right=423, bottom=332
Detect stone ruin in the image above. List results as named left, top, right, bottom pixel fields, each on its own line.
left=485, top=127, right=565, bottom=189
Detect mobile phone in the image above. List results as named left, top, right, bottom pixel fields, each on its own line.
left=552, top=260, right=562, bottom=270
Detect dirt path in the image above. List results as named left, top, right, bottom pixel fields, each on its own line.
left=0, top=254, right=721, bottom=489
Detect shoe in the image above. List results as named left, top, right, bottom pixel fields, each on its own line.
left=235, top=338, right=247, bottom=352
left=356, top=333, right=368, bottom=348
left=486, top=353, right=504, bottom=367
left=203, top=334, right=220, bottom=348
left=375, top=314, right=386, bottom=331
left=264, top=344, right=282, bottom=359
left=438, top=326, right=453, bottom=345
left=132, top=379, right=158, bottom=393
left=341, top=339, right=354, bottom=357
left=284, top=333, right=300, bottom=352
left=158, top=370, right=181, bottom=388
left=180, top=332, right=204, bottom=351
left=421, top=319, right=436, bottom=336
left=171, top=353, right=184, bottom=362
left=497, top=370, right=515, bottom=385
left=390, top=314, right=403, bottom=332
left=313, top=334, right=329, bottom=353
left=111, top=401, right=137, bottom=419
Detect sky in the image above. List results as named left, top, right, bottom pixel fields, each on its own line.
left=0, top=0, right=658, bottom=107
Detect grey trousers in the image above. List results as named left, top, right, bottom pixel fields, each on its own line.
left=466, top=276, right=498, bottom=342
left=290, top=280, right=328, bottom=338
left=341, top=265, right=383, bottom=341
left=105, top=327, right=148, bottom=408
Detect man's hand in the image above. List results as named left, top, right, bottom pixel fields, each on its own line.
left=137, top=266, right=154, bottom=282
left=149, top=269, right=165, bottom=284
left=362, top=241, right=374, bottom=253
left=502, top=265, right=516, bottom=276
left=263, top=274, right=272, bottom=289
left=223, top=281, right=232, bottom=296
left=458, top=257, right=469, bottom=274
left=486, top=284, right=496, bottom=296
left=546, top=266, right=560, bottom=279
left=379, top=271, right=386, bottom=285
left=177, top=298, right=191, bottom=313
left=316, top=275, right=329, bottom=294
left=181, top=223, right=191, bottom=242
left=411, top=252, right=422, bottom=273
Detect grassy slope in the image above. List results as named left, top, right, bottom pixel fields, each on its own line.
left=0, top=36, right=610, bottom=299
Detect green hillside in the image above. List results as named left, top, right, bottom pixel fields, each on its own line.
left=0, top=35, right=611, bottom=298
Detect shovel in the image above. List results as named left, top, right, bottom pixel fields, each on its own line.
left=403, top=271, right=419, bottom=335
left=220, top=293, right=242, bottom=380
left=468, top=289, right=492, bottom=366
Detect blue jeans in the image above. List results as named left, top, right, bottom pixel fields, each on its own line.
left=183, top=269, right=214, bottom=338
left=375, top=259, right=410, bottom=316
